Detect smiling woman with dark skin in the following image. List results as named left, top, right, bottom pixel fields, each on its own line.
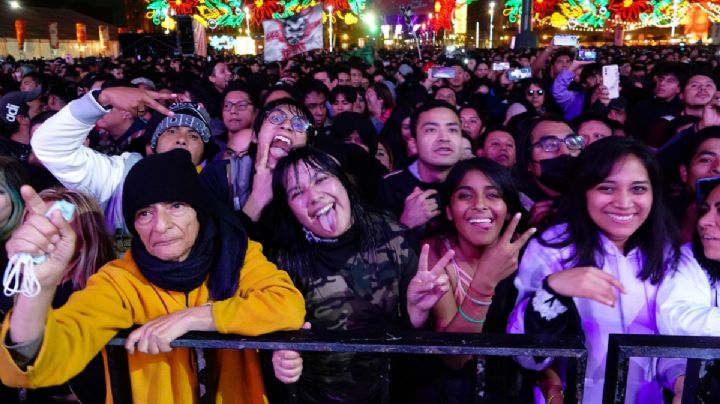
left=405, top=157, right=536, bottom=403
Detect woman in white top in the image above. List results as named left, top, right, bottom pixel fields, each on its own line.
left=658, top=176, right=720, bottom=402
left=508, top=136, right=687, bottom=404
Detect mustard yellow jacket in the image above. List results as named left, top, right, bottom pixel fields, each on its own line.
left=0, top=240, right=306, bottom=403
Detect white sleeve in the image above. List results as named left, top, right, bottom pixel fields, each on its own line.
left=657, top=245, right=720, bottom=337
left=507, top=235, right=566, bottom=371
left=31, top=92, right=132, bottom=205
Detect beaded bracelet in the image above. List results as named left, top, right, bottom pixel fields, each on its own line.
left=458, top=306, right=486, bottom=324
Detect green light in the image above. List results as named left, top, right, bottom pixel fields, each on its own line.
left=362, top=11, right=377, bottom=33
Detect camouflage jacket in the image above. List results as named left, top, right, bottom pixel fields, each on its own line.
left=282, top=213, right=418, bottom=403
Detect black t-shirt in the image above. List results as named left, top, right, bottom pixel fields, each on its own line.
left=374, top=165, right=444, bottom=240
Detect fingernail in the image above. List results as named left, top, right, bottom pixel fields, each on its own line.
left=530, top=228, right=537, bottom=233
left=51, top=235, right=60, bottom=243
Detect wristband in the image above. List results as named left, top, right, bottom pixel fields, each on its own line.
left=458, top=306, right=486, bottom=324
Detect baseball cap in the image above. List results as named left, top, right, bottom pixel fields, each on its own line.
left=0, top=86, right=42, bottom=125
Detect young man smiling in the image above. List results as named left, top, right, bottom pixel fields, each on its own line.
left=375, top=100, right=462, bottom=237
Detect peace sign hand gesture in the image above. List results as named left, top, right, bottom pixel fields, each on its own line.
left=471, top=213, right=536, bottom=295
left=407, top=244, right=454, bottom=329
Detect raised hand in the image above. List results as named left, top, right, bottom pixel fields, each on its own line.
left=243, top=143, right=274, bottom=222
left=6, top=185, right=76, bottom=290
left=471, top=213, right=536, bottom=294
left=547, top=266, right=626, bottom=307
left=96, top=86, right=178, bottom=117
left=407, top=244, right=454, bottom=328
left=699, top=92, right=720, bottom=129
left=272, top=322, right=311, bottom=384
left=400, top=187, right=441, bottom=229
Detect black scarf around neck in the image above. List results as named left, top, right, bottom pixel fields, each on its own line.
left=131, top=206, right=248, bottom=300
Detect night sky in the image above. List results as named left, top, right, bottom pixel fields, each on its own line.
left=21, top=0, right=127, bottom=25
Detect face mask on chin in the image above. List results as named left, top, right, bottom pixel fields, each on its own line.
left=536, top=155, right=577, bottom=194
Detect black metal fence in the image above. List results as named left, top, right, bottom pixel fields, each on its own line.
left=105, top=329, right=588, bottom=404
left=603, top=334, right=720, bottom=404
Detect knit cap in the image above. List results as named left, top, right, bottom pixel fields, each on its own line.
left=122, top=149, right=209, bottom=235
left=150, top=102, right=212, bottom=151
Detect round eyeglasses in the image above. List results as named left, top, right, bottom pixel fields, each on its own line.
left=265, top=109, right=311, bottom=133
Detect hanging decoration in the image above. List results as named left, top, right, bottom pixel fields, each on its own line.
left=533, top=0, right=560, bottom=16
left=607, top=0, right=653, bottom=22
left=503, top=0, right=522, bottom=23
left=48, top=21, right=59, bottom=50
left=15, top=20, right=26, bottom=51
left=76, top=22, right=87, bottom=45
left=501, top=0, right=720, bottom=31
left=146, top=0, right=247, bottom=30
left=250, top=0, right=283, bottom=25
left=147, top=0, right=366, bottom=29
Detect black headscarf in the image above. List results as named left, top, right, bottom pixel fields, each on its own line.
left=123, top=149, right=247, bottom=300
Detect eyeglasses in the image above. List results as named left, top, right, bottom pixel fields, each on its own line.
left=531, top=134, right=585, bottom=153
left=527, top=89, right=545, bottom=96
left=265, top=109, right=311, bottom=133
left=224, top=100, right=253, bottom=111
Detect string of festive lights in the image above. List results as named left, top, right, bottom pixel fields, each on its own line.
left=146, top=0, right=367, bottom=30
left=502, top=0, right=720, bottom=31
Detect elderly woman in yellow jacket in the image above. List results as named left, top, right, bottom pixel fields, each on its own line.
left=0, top=149, right=305, bottom=403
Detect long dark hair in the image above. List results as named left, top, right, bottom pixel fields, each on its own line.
left=693, top=180, right=720, bottom=283
left=267, top=147, right=395, bottom=279
left=441, top=157, right=527, bottom=235
left=541, top=136, right=679, bottom=284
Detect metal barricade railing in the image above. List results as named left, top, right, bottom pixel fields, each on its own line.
left=603, top=334, right=720, bottom=404
left=105, top=329, right=588, bottom=404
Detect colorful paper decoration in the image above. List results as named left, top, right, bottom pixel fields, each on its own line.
left=501, top=0, right=720, bottom=31
left=15, top=20, right=25, bottom=50
left=147, top=0, right=366, bottom=29
left=76, top=22, right=87, bottom=45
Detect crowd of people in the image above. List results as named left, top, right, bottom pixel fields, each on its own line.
left=0, top=42, right=718, bottom=403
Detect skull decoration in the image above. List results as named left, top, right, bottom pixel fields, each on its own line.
left=283, top=14, right=307, bottom=45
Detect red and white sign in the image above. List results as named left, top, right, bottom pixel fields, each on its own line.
left=262, top=4, right=323, bottom=62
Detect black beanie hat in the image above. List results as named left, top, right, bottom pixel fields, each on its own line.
left=122, top=149, right=208, bottom=235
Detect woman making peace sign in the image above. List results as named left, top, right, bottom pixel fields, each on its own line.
left=406, top=157, right=536, bottom=403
